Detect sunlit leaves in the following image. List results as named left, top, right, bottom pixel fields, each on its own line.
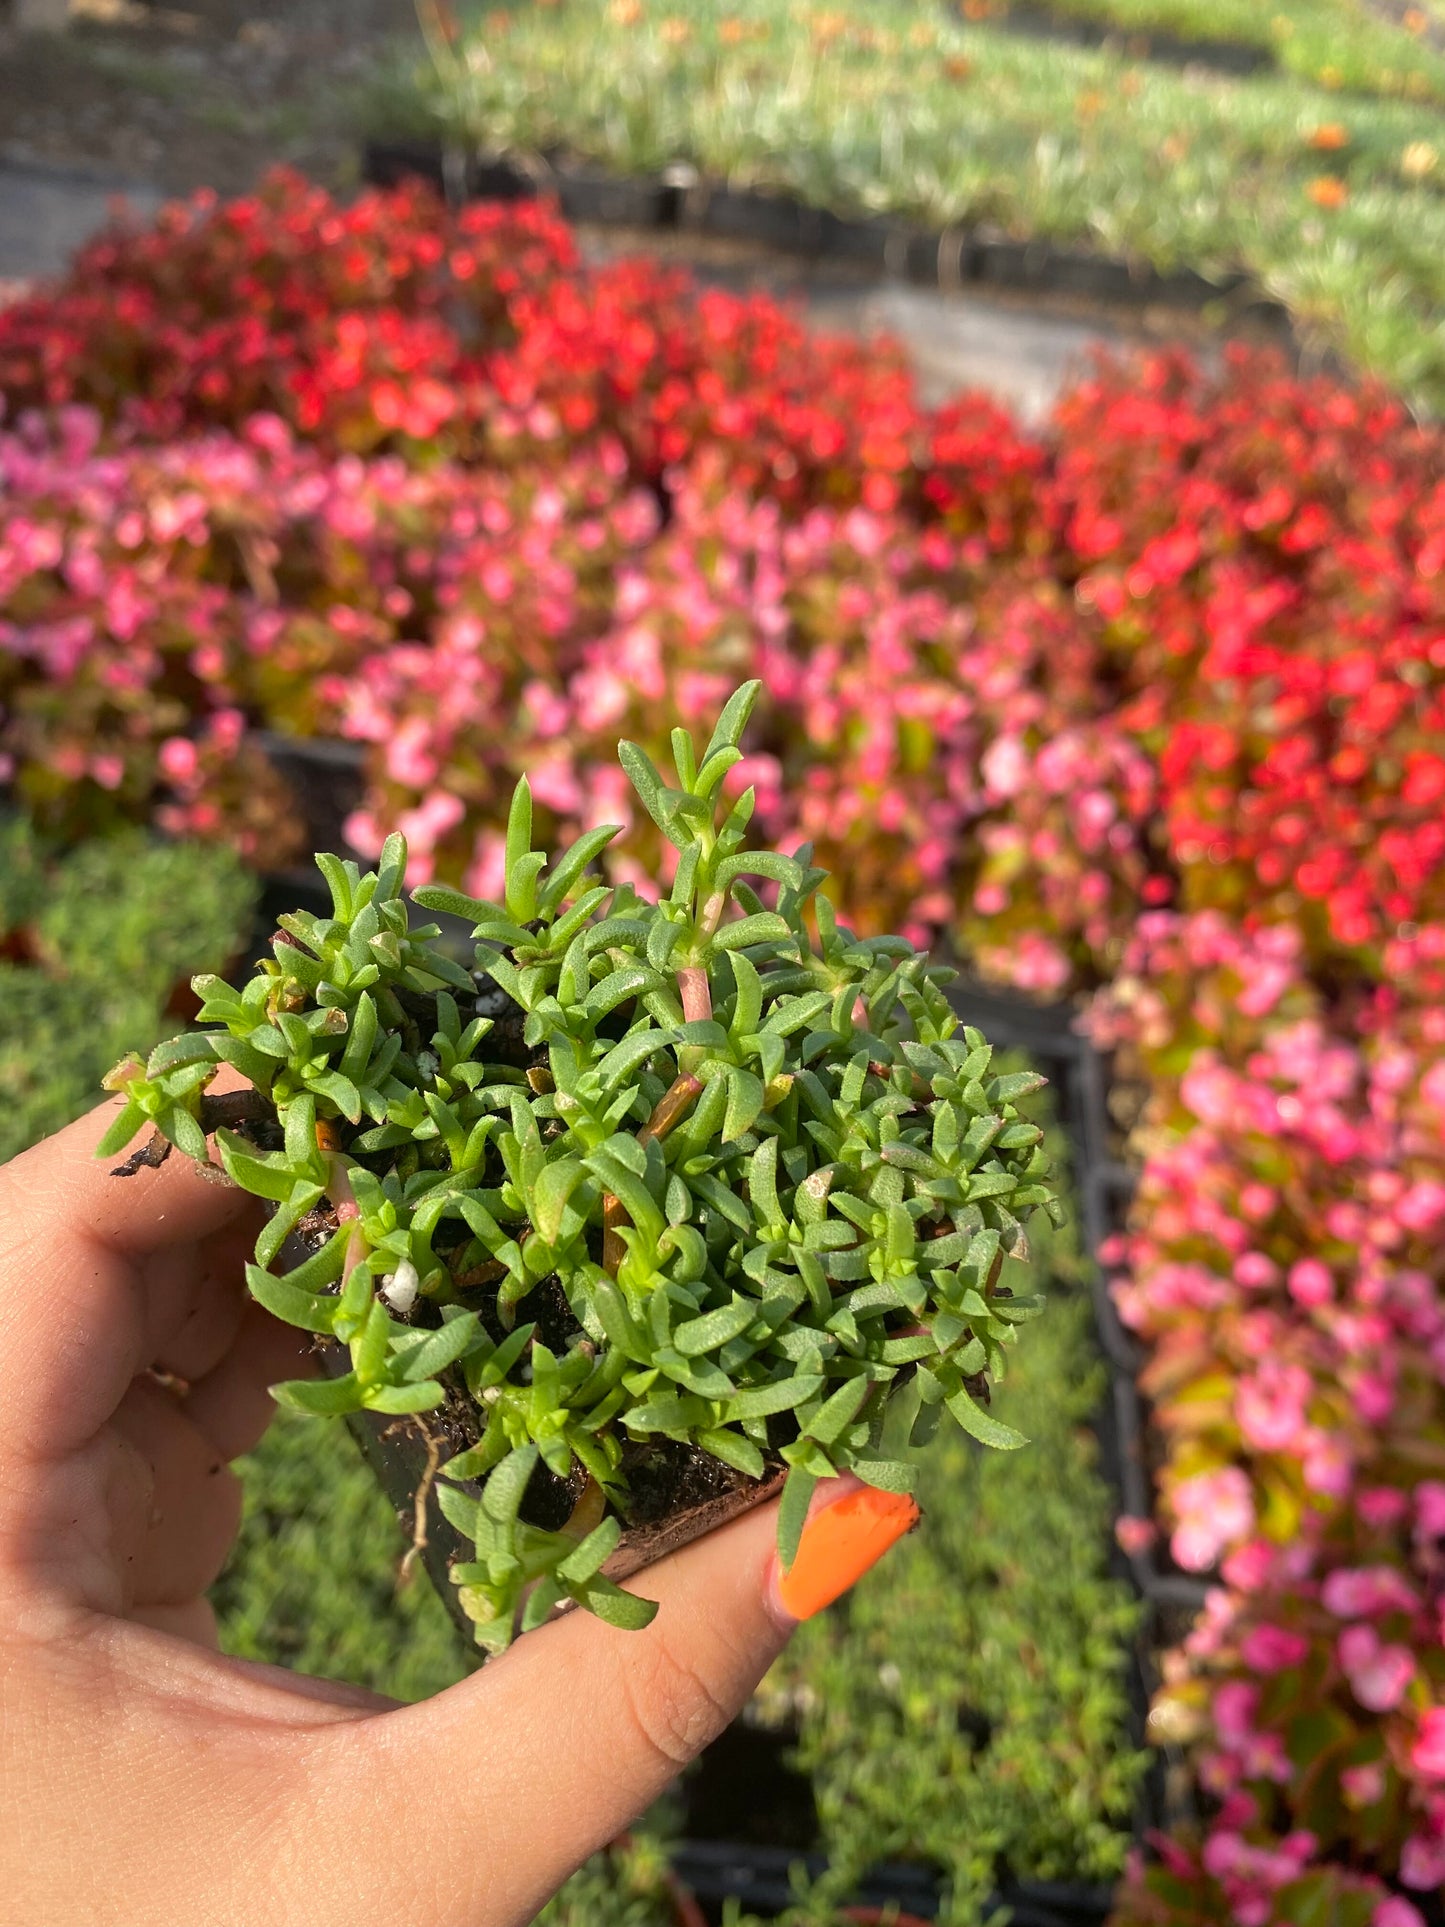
left=103, top=686, right=1058, bottom=1653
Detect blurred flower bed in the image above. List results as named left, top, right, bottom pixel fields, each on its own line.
left=3, top=171, right=1445, bottom=1923
left=366, top=0, right=1445, bottom=414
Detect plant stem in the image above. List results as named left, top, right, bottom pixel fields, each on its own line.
left=677, top=966, right=712, bottom=1024
left=601, top=1070, right=706, bottom=1274
left=326, top=1152, right=371, bottom=1283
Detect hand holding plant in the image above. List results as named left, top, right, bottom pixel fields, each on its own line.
left=102, top=683, right=1060, bottom=1651
left=0, top=1094, right=822, bottom=1926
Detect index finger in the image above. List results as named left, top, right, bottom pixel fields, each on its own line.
left=0, top=1096, right=259, bottom=1465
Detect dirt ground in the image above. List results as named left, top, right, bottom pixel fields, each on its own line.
left=0, top=0, right=418, bottom=196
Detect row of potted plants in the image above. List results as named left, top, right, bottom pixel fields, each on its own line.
left=971, top=0, right=1445, bottom=101
left=4, top=174, right=1445, bottom=1919
left=361, top=0, right=1445, bottom=412
left=3, top=185, right=1442, bottom=983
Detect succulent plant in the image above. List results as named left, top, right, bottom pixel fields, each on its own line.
left=102, top=684, right=1060, bottom=1651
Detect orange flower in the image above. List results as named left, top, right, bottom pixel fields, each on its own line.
left=719, top=16, right=746, bottom=40
left=659, top=15, right=689, bottom=41
left=1076, top=87, right=1106, bottom=120
left=1161, top=133, right=1189, bottom=165
left=1404, top=6, right=1429, bottom=32
left=1308, top=122, right=1349, bottom=151
left=943, top=54, right=973, bottom=79
left=1307, top=175, right=1349, bottom=209
left=607, top=0, right=642, bottom=22
left=962, top=0, right=992, bottom=18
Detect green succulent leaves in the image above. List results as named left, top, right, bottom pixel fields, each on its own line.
left=101, top=684, right=1060, bottom=1653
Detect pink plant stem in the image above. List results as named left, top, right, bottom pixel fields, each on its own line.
left=677, top=966, right=712, bottom=1024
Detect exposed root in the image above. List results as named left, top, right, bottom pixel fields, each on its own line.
left=398, top=1426, right=444, bottom=1591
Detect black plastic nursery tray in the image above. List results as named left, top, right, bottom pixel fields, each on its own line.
left=674, top=1718, right=1118, bottom=1925
left=361, top=137, right=1293, bottom=335
left=973, top=1, right=1274, bottom=78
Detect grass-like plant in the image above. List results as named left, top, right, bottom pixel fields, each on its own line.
left=103, top=685, right=1059, bottom=1651
left=369, top=0, right=1445, bottom=412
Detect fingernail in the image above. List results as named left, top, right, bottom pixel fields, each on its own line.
left=771, top=1485, right=920, bottom=1623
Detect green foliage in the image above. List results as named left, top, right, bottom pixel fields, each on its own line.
left=112, top=686, right=1061, bottom=1653
left=998, top=0, right=1445, bottom=105
left=532, top=1831, right=684, bottom=1927
left=758, top=1291, right=1145, bottom=1926
left=750, top=1080, right=1145, bottom=1926
left=372, top=0, right=1445, bottom=412
left=0, top=819, right=255, bottom=1164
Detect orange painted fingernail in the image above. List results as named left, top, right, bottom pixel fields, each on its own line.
left=774, top=1486, right=921, bottom=1622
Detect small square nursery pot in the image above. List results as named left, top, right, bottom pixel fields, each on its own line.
left=104, top=683, right=1063, bottom=1657
left=282, top=1220, right=787, bottom=1641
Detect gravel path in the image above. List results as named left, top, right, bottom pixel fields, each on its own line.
left=0, top=0, right=414, bottom=197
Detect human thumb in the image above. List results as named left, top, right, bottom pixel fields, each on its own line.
left=302, top=1474, right=916, bottom=1927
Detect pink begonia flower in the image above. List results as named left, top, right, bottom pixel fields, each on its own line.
left=1358, top=1487, right=1411, bottom=1530
left=1401, top=1832, right=1445, bottom=1890
left=1223, top=1539, right=1280, bottom=1592
left=1416, top=1481, right=1445, bottom=1541
left=1172, top=1467, right=1256, bottom=1571
left=1338, top=1624, right=1416, bottom=1712
left=1302, top=1429, right=1353, bottom=1500
left=527, top=756, right=583, bottom=816
left=1238, top=1183, right=1276, bottom=1223
left=980, top=734, right=1029, bottom=800
left=1341, top=1761, right=1387, bottom=1808
left=1353, top=1372, right=1398, bottom=1425
left=1115, top=1515, right=1156, bottom=1556
left=1414, top=1710, right=1445, bottom=1779
left=1376, top=1899, right=1427, bottom=1927
left=1398, top=1181, right=1445, bottom=1233
left=1235, top=1360, right=1312, bottom=1453
left=1240, top=1624, right=1309, bottom=1674
left=1421, top=1059, right=1445, bottom=1113
left=1234, top=1250, right=1279, bottom=1289
left=1322, top=1565, right=1421, bottom=1619
left=1214, top=1680, right=1261, bottom=1746
left=157, top=735, right=199, bottom=784
left=1237, top=960, right=1295, bottom=1017
left=342, top=810, right=386, bottom=861
left=463, top=831, right=508, bottom=904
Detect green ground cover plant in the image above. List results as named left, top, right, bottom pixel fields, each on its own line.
left=208, top=1092, right=1139, bottom=1926
left=759, top=1218, right=1146, bottom=1925
left=985, top=0, right=1445, bottom=104
left=0, top=819, right=254, bottom=1164
left=103, top=684, right=1063, bottom=1651
left=370, top=0, right=1445, bottom=407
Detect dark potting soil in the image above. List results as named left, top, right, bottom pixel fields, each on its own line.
left=620, top=1435, right=758, bottom=1527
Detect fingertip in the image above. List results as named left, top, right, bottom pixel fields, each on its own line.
left=769, top=1478, right=920, bottom=1624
